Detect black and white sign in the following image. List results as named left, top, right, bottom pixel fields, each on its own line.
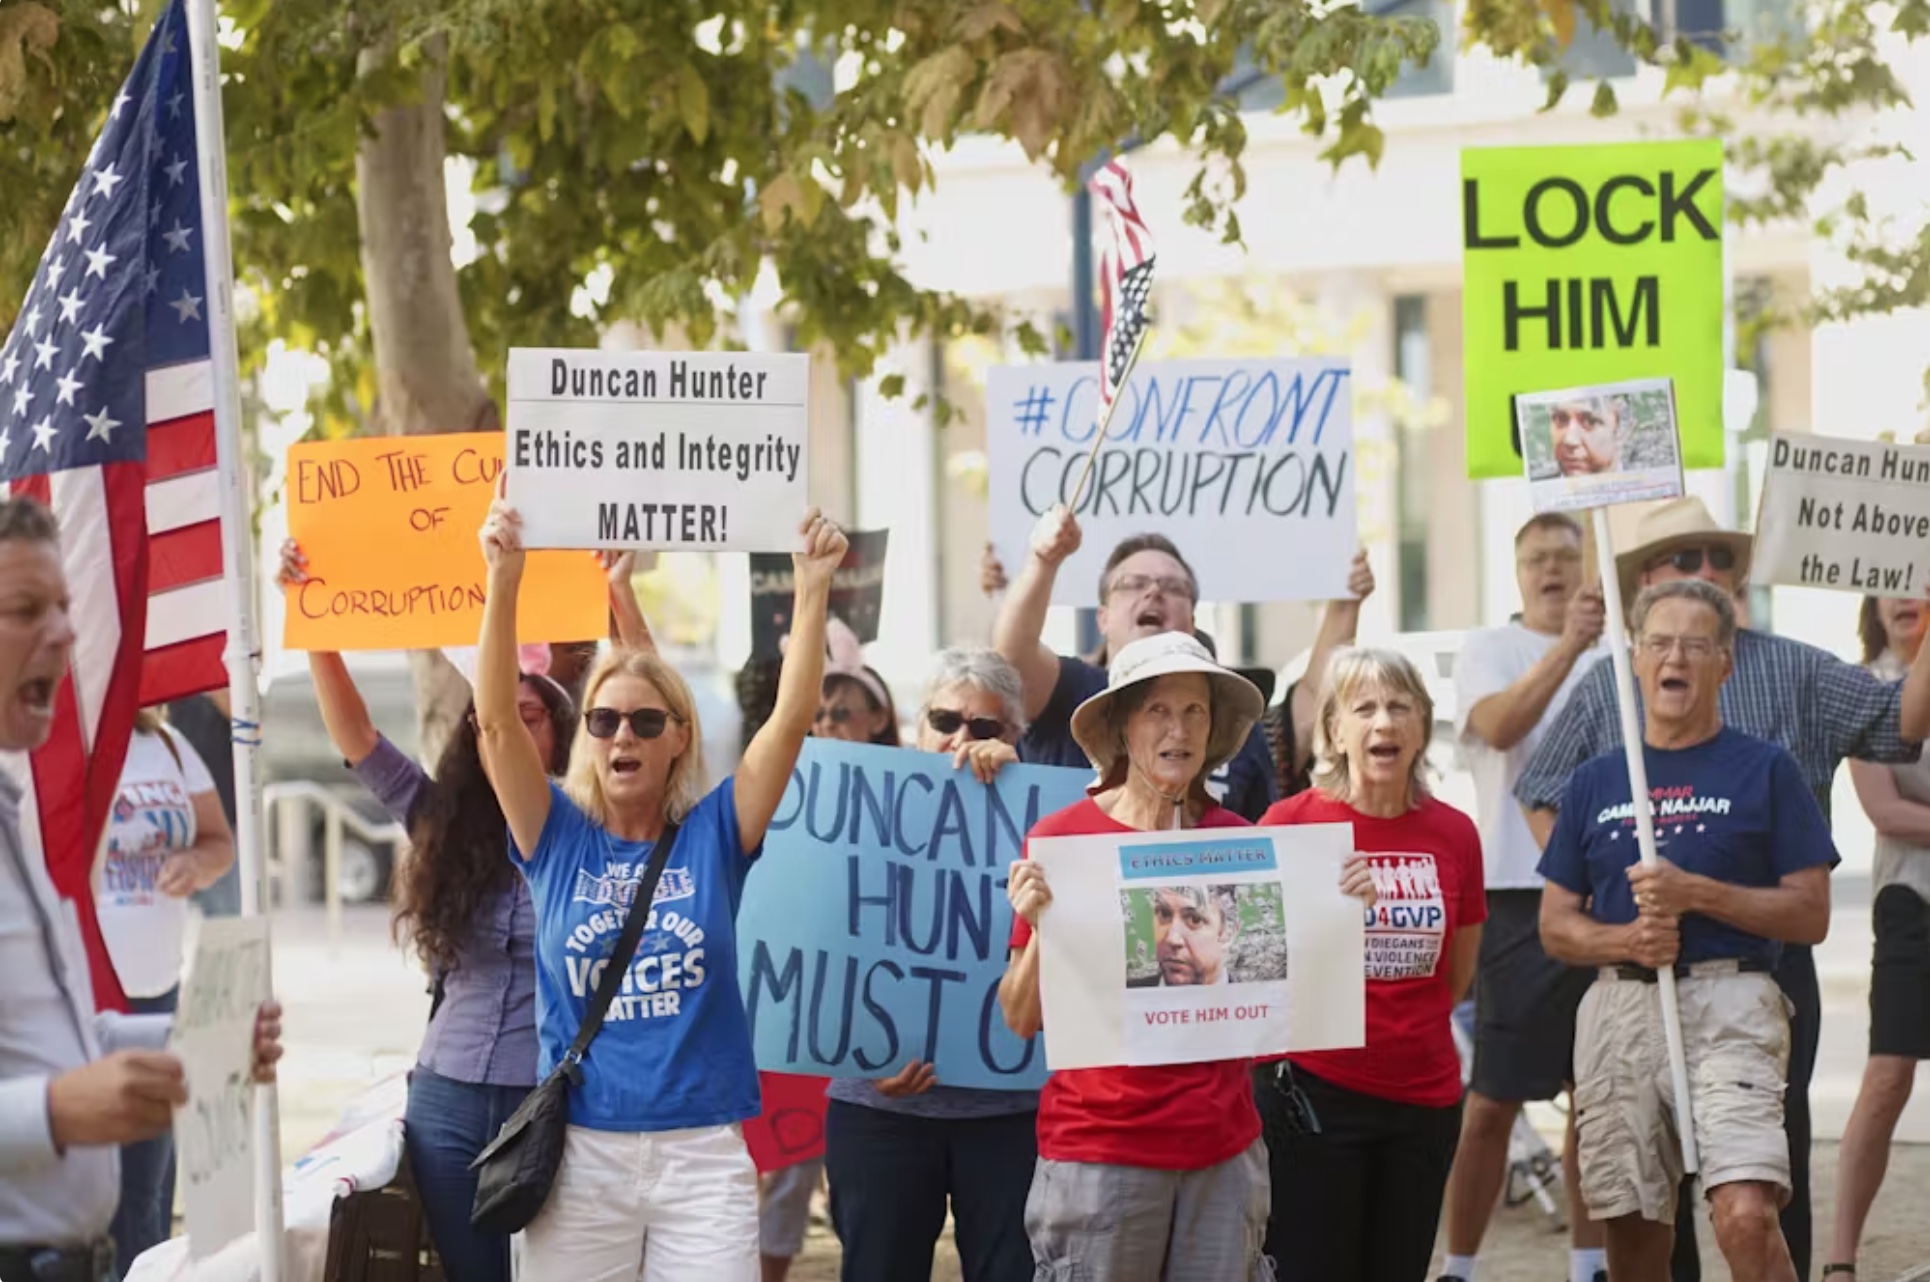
left=1756, top=431, right=1930, bottom=597
left=505, top=348, right=810, bottom=551
left=749, top=528, right=889, bottom=659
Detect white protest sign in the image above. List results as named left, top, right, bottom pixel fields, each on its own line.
left=1029, top=824, right=1364, bottom=1070
left=506, top=348, right=810, bottom=551
left=171, top=915, right=270, bottom=1261
left=987, top=359, right=1356, bottom=605
left=1516, top=377, right=1685, bottom=515
left=1755, top=431, right=1930, bottom=596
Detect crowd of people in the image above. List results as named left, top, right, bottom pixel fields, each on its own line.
left=2, top=471, right=1927, bottom=1282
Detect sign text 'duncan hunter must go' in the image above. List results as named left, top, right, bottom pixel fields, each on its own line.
left=505, top=348, right=811, bottom=551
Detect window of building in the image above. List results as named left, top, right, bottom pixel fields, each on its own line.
left=1393, top=295, right=1432, bottom=633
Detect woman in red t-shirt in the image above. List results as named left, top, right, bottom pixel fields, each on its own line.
left=1257, top=646, right=1486, bottom=1282
left=998, top=631, right=1375, bottom=1282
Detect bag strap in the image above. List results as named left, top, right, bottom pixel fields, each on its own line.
left=558, top=819, right=682, bottom=1079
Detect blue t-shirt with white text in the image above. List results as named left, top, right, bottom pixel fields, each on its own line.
left=1017, top=654, right=1277, bottom=822
left=1537, top=727, right=1835, bottom=968
left=515, top=779, right=761, bottom=1133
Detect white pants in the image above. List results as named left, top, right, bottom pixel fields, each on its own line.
left=521, top=1122, right=759, bottom=1282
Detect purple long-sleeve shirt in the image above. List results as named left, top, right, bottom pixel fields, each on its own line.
left=353, top=736, right=539, bottom=1087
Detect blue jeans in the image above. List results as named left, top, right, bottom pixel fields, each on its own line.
left=825, top=1100, right=1037, bottom=1282
left=111, top=989, right=180, bottom=1271
left=404, top=1068, right=531, bottom=1282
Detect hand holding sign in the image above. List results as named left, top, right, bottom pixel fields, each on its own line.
left=1009, top=860, right=1053, bottom=927
left=1029, top=505, right=1082, bottom=569
left=479, top=474, right=526, bottom=578
left=793, top=508, right=850, bottom=593
left=1563, top=585, right=1607, bottom=654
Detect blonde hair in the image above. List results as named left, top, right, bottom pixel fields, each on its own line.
left=1310, top=647, right=1435, bottom=806
left=562, top=648, right=707, bottom=827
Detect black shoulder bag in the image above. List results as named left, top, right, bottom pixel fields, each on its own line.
left=469, top=820, right=681, bottom=1234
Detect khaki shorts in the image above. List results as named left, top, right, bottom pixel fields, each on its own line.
left=1571, top=963, right=1792, bottom=1224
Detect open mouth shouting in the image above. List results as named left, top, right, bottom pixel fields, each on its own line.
left=1365, top=742, right=1402, bottom=766
left=610, top=755, right=643, bottom=777
left=1658, top=676, right=1690, bottom=694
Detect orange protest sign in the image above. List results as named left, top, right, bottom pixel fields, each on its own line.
left=282, top=433, right=608, bottom=651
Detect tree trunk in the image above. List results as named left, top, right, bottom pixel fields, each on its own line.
left=354, top=35, right=496, bottom=767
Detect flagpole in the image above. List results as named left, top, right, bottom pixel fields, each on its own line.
left=1066, top=325, right=1149, bottom=514
left=184, top=1, right=288, bottom=1275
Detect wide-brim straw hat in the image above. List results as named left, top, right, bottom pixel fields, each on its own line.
left=1613, top=496, right=1754, bottom=610
left=1070, top=631, right=1265, bottom=786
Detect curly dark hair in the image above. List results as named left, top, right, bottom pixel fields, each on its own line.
left=392, top=674, right=573, bottom=976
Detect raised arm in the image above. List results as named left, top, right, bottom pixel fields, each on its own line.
left=1850, top=758, right=1930, bottom=845
left=276, top=540, right=378, bottom=765
left=475, top=479, right=552, bottom=857
left=1290, top=550, right=1375, bottom=766
left=603, top=550, right=658, bottom=655
left=735, top=511, right=847, bottom=852
left=1464, top=588, right=1604, bottom=752
left=993, top=507, right=1082, bottom=722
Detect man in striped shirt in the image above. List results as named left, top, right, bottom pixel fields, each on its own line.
left=1514, top=497, right=1930, bottom=1282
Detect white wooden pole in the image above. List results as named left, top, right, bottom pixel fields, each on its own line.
left=1592, top=507, right=1699, bottom=1174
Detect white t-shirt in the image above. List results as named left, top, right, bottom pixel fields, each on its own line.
left=95, top=725, right=214, bottom=998
left=1454, top=622, right=1605, bottom=890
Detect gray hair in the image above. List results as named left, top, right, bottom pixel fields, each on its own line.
left=0, top=497, right=58, bottom=545
left=923, top=648, right=1027, bottom=735
left=1631, top=579, right=1737, bottom=649
left=1310, top=647, right=1436, bottom=805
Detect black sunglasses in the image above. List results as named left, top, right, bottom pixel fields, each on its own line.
left=815, top=706, right=855, bottom=726
left=1656, top=547, right=1736, bottom=575
left=926, top=709, right=1006, bottom=742
left=585, top=707, right=680, bottom=740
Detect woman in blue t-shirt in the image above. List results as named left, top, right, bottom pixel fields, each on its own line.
left=474, top=485, right=848, bottom=1282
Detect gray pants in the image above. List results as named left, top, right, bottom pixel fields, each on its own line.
left=1023, top=1140, right=1274, bottom=1282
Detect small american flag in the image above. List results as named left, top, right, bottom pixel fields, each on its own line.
left=1090, top=159, right=1155, bottom=424
left=0, top=0, right=226, bottom=1011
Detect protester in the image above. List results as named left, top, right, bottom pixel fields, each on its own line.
left=991, top=508, right=1274, bottom=818
left=1538, top=579, right=1834, bottom=1281
left=1829, top=593, right=1930, bottom=1279
left=93, top=706, right=236, bottom=1269
left=475, top=483, right=845, bottom=1280
left=824, top=647, right=1039, bottom=1282
left=0, top=496, right=282, bottom=1282
left=1000, top=630, right=1375, bottom=1281
left=165, top=691, right=242, bottom=919
left=1260, top=551, right=1376, bottom=799
left=813, top=619, right=900, bottom=747
left=1438, top=512, right=1608, bottom=1282
left=1257, top=647, right=1484, bottom=1281
left=277, top=538, right=635, bottom=1282
left=1514, top=496, right=1930, bottom=1282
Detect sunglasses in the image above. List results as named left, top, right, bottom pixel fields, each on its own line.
left=926, top=709, right=1006, bottom=741
left=815, top=706, right=855, bottom=726
left=1655, top=546, right=1736, bottom=575
left=584, top=707, right=681, bottom=740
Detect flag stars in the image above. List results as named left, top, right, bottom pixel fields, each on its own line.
left=162, top=25, right=179, bottom=56
left=11, top=386, right=31, bottom=418
left=83, top=246, right=115, bottom=281
left=163, top=155, right=189, bottom=188
left=82, top=406, right=120, bottom=444
left=91, top=164, right=124, bottom=202
left=110, top=91, right=131, bottom=122
left=0, top=351, right=17, bottom=386
left=31, top=417, right=57, bottom=453
left=64, top=210, right=91, bottom=244
left=32, top=336, right=58, bottom=371
left=57, top=289, right=84, bottom=325
left=53, top=370, right=82, bottom=408
left=166, top=90, right=184, bottom=120
left=0, top=427, right=11, bottom=458
left=169, top=289, right=203, bottom=324
left=144, top=265, right=161, bottom=295
left=163, top=219, right=194, bottom=254
left=78, top=325, right=112, bottom=363
left=149, top=202, right=163, bottom=230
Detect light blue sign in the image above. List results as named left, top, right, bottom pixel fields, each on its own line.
left=1117, top=836, right=1279, bottom=880
left=737, top=738, right=1089, bottom=1090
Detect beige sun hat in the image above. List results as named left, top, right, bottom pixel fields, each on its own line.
left=1613, top=496, right=1754, bottom=608
left=1070, top=631, right=1265, bottom=788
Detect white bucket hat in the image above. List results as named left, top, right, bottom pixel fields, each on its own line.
left=1070, top=632, right=1265, bottom=787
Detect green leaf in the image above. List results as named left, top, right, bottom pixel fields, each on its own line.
left=676, top=62, right=710, bottom=144
left=878, top=373, right=906, bottom=398
left=1589, top=79, right=1617, bottom=116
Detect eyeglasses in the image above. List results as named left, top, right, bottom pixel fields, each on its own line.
left=584, top=707, right=681, bottom=739
left=926, top=709, right=1006, bottom=741
left=814, top=705, right=854, bottom=726
left=1653, top=547, right=1736, bottom=576
left=1638, top=635, right=1719, bottom=660
left=1108, top=573, right=1193, bottom=601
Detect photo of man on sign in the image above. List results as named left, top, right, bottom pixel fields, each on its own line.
left=1123, top=883, right=1289, bottom=987
left=1518, top=378, right=1684, bottom=514
left=1550, top=396, right=1625, bottom=476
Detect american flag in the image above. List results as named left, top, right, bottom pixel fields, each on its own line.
left=1090, top=159, right=1155, bottom=425
left=0, top=0, right=227, bottom=1011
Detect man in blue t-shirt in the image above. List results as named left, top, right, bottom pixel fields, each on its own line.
left=991, top=506, right=1369, bottom=821
left=1538, top=579, right=1833, bottom=1282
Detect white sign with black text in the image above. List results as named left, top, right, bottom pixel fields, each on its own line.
left=506, top=348, right=810, bottom=551
left=171, top=915, right=271, bottom=1261
left=1755, top=431, right=1930, bottom=597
